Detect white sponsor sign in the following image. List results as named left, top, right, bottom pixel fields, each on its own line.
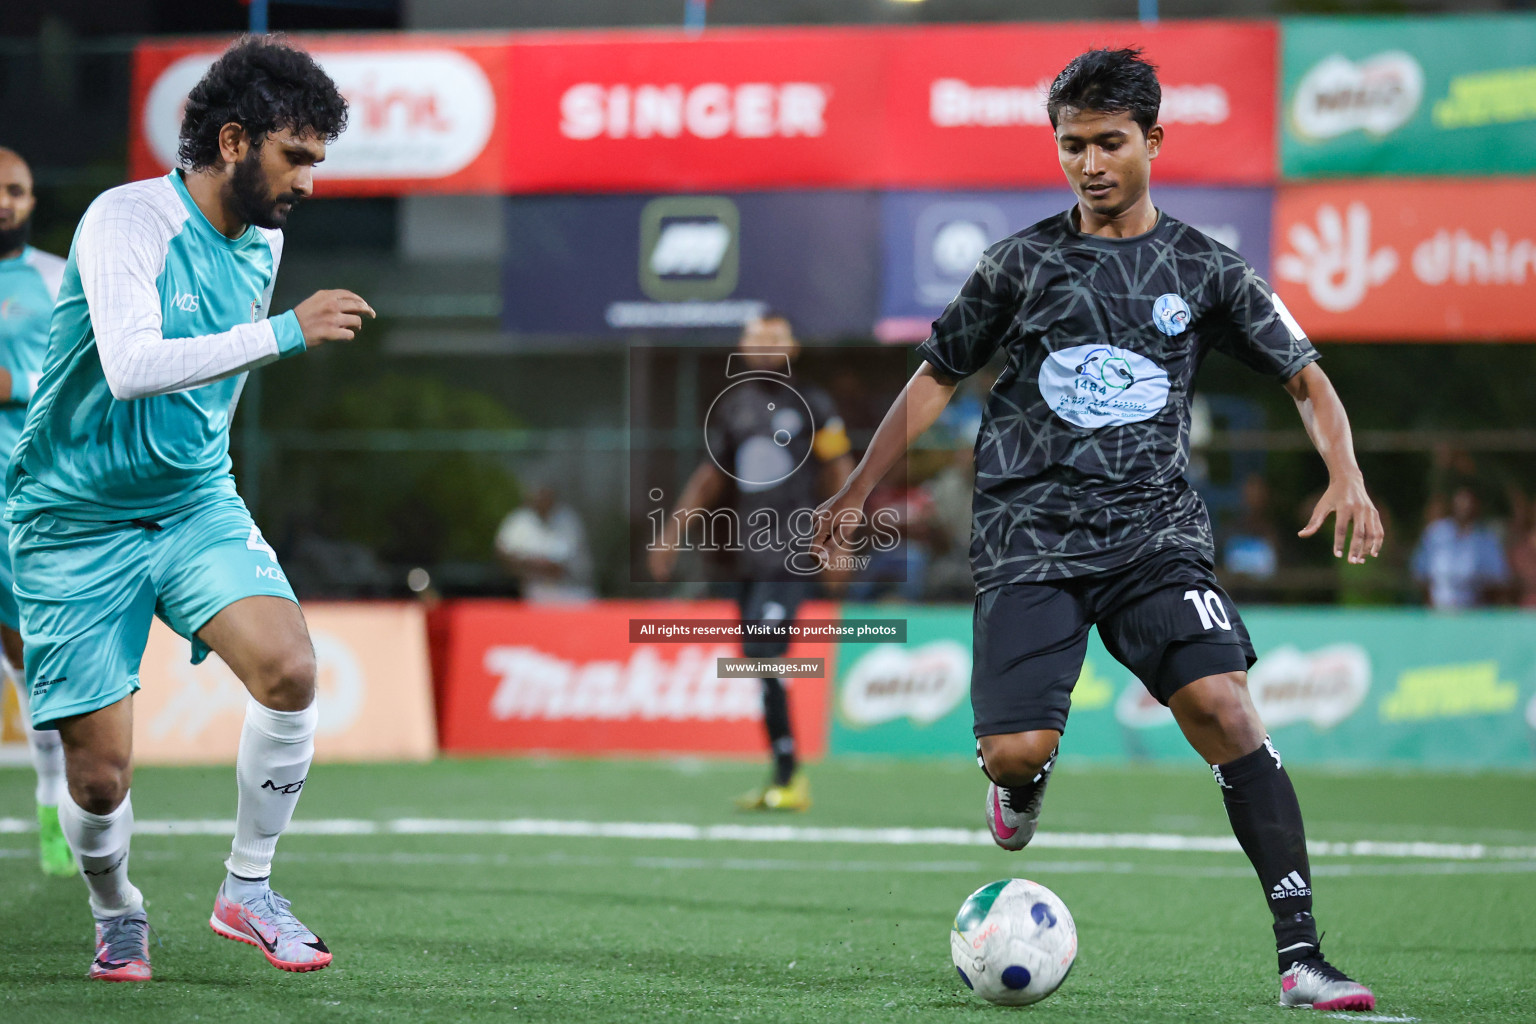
left=839, top=641, right=971, bottom=727
left=484, top=644, right=763, bottom=721
left=930, top=78, right=1229, bottom=128
left=1291, top=52, right=1424, bottom=141
left=559, top=82, right=829, bottom=140
left=1247, top=643, right=1371, bottom=730
left=143, top=50, right=496, bottom=180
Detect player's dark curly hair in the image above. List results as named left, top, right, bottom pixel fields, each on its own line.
left=1047, top=48, right=1161, bottom=136
left=178, top=35, right=348, bottom=170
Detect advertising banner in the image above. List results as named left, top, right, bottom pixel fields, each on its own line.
left=878, top=187, right=1275, bottom=341
left=883, top=22, right=1277, bottom=189
left=502, top=192, right=881, bottom=337
left=1273, top=181, right=1536, bottom=341
left=132, top=603, right=437, bottom=765
left=129, top=35, right=511, bottom=196
left=436, top=600, right=835, bottom=757
left=1282, top=15, right=1536, bottom=178
left=129, top=22, right=1275, bottom=195
left=830, top=606, right=1536, bottom=768
left=502, top=28, right=888, bottom=193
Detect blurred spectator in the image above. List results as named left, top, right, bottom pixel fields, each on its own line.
left=1411, top=486, right=1509, bottom=610
left=1508, top=502, right=1536, bottom=608
left=495, top=485, right=595, bottom=603
left=1222, top=474, right=1279, bottom=580
left=919, top=443, right=978, bottom=602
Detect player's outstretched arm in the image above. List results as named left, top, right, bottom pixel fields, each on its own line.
left=1285, top=362, right=1384, bottom=564
left=810, top=361, right=957, bottom=560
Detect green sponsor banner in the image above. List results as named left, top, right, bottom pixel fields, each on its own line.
left=1281, top=15, right=1536, bottom=178
left=830, top=605, right=1536, bottom=768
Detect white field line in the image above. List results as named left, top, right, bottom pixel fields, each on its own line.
left=4, top=844, right=1533, bottom=882
left=2, top=815, right=1535, bottom=861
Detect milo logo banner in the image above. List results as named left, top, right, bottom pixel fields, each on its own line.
left=1282, top=15, right=1536, bottom=177
left=831, top=607, right=1536, bottom=768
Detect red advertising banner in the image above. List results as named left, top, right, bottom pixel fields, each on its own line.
left=129, top=23, right=1275, bottom=194
left=882, top=21, right=1278, bottom=188
left=129, top=34, right=511, bottom=196
left=503, top=28, right=889, bottom=192
left=436, top=600, right=835, bottom=757
left=1273, top=181, right=1536, bottom=341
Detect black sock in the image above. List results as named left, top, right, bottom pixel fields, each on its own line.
left=1212, top=737, right=1320, bottom=972
left=761, top=677, right=796, bottom=786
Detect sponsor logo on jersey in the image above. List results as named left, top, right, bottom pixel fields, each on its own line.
left=1152, top=293, right=1192, bottom=336
left=171, top=291, right=200, bottom=313
left=1038, top=343, right=1171, bottom=430
left=255, top=565, right=289, bottom=582
left=560, top=82, right=829, bottom=140
left=1291, top=52, right=1423, bottom=141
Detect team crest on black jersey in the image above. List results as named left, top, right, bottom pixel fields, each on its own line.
left=1152, top=293, right=1192, bottom=336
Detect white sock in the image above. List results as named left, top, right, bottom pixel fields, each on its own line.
left=59, top=789, right=142, bottom=918
left=7, top=664, right=65, bottom=806
left=227, top=699, right=317, bottom=882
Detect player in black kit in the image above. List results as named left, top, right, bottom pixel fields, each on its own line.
left=813, top=50, right=1381, bottom=1011
left=651, top=313, right=854, bottom=811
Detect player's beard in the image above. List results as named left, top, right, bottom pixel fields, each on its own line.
left=230, top=147, right=301, bottom=230
left=0, top=216, right=31, bottom=256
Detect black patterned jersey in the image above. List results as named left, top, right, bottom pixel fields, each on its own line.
left=916, top=208, right=1318, bottom=591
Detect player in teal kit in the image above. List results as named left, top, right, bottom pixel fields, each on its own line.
left=0, top=146, right=73, bottom=878
left=8, top=38, right=373, bottom=981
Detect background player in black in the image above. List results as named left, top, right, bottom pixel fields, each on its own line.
left=651, top=313, right=854, bottom=811
left=813, top=50, right=1382, bottom=1011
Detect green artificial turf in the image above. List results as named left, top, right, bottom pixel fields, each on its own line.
left=2, top=758, right=1533, bottom=1023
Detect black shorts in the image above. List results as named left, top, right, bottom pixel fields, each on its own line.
left=972, top=549, right=1256, bottom=737
left=736, top=580, right=811, bottom=658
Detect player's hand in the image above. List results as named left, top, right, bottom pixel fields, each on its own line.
left=647, top=544, right=678, bottom=583
left=811, top=484, right=870, bottom=574
left=1299, top=472, right=1384, bottom=564
left=294, top=289, right=376, bottom=347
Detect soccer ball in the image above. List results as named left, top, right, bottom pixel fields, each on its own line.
left=950, top=879, right=1077, bottom=1005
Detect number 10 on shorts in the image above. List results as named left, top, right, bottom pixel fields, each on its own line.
left=1183, top=589, right=1231, bottom=631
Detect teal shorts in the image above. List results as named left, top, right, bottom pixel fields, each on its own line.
left=10, top=491, right=298, bottom=729
left=0, top=516, right=17, bottom=633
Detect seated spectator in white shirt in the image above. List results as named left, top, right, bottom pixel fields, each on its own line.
left=494, top=485, right=595, bottom=603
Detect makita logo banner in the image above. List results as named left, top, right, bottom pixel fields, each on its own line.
left=437, top=600, right=834, bottom=755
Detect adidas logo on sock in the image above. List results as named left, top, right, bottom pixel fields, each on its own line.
left=1269, top=870, right=1312, bottom=899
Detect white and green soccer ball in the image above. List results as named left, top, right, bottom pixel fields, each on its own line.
left=950, top=879, right=1077, bottom=1006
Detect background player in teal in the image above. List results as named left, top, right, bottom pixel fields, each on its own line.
left=0, top=146, right=73, bottom=879
left=6, top=38, right=374, bottom=982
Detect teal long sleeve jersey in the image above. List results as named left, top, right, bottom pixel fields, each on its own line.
left=5, top=171, right=307, bottom=523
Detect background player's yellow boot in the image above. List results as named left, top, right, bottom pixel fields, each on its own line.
left=734, top=771, right=811, bottom=811
left=37, top=804, right=76, bottom=877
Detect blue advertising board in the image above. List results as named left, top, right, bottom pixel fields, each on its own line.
left=877, top=188, right=1275, bottom=341
left=503, top=192, right=881, bottom=340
